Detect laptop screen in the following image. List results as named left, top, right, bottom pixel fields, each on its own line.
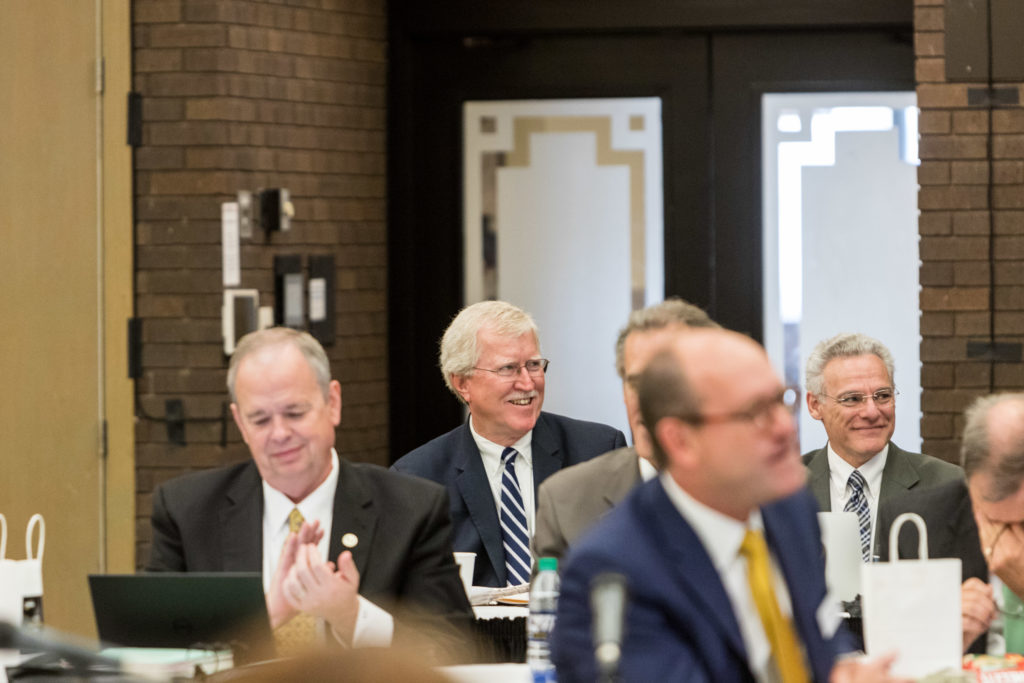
left=88, top=573, right=275, bottom=661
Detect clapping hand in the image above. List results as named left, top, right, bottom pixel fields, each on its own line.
left=266, top=520, right=324, bottom=628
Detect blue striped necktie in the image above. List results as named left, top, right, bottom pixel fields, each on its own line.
left=844, top=470, right=872, bottom=562
left=499, top=447, right=532, bottom=585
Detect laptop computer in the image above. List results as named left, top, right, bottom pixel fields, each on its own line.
left=88, top=573, right=275, bottom=662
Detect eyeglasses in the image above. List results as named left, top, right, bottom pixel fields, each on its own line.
left=473, top=358, right=550, bottom=379
left=680, top=386, right=800, bottom=431
left=821, top=388, right=898, bottom=409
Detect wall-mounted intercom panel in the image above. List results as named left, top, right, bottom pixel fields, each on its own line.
left=223, top=289, right=260, bottom=355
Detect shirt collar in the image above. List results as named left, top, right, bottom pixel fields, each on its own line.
left=468, top=415, right=533, bottom=466
left=826, top=441, right=888, bottom=498
left=262, top=449, right=339, bottom=532
left=659, top=472, right=764, bottom=572
left=638, top=456, right=658, bottom=482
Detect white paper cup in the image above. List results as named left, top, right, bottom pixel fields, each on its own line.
left=453, top=552, right=475, bottom=597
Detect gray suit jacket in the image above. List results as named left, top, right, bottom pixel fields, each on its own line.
left=802, top=441, right=965, bottom=560
left=532, top=446, right=642, bottom=564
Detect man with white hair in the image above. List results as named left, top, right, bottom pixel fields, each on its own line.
left=392, top=300, right=626, bottom=587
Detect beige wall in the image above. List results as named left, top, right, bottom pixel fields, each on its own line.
left=0, top=1, right=134, bottom=636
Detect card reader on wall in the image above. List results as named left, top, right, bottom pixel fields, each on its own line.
left=274, top=254, right=304, bottom=328
left=223, top=289, right=260, bottom=355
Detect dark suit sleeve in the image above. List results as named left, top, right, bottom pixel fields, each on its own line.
left=386, top=484, right=475, bottom=649
left=146, top=483, right=187, bottom=572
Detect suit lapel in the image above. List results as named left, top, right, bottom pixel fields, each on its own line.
left=878, top=443, right=919, bottom=500
left=221, top=462, right=264, bottom=571
left=601, top=449, right=642, bottom=507
left=531, top=413, right=564, bottom=497
left=328, top=459, right=376, bottom=574
left=645, top=484, right=749, bottom=667
left=453, top=423, right=507, bottom=585
left=805, top=447, right=832, bottom=511
left=875, top=443, right=918, bottom=557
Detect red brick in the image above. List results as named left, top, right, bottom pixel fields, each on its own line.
left=914, top=6, right=944, bottom=30
left=953, top=111, right=990, bottom=134
left=919, top=236, right=989, bottom=260
left=950, top=161, right=988, bottom=184
left=953, top=211, right=991, bottom=235
left=918, top=111, right=951, bottom=135
left=917, top=83, right=968, bottom=108
left=919, top=186, right=989, bottom=210
left=915, top=31, right=944, bottom=58
left=920, top=287, right=990, bottom=311
left=919, top=211, right=952, bottom=235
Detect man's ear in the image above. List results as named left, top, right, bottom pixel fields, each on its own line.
left=451, top=373, right=472, bottom=403
left=655, top=417, right=701, bottom=470
left=807, top=391, right=824, bottom=421
left=230, top=403, right=251, bottom=447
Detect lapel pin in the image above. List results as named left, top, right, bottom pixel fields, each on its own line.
left=342, top=533, right=359, bottom=549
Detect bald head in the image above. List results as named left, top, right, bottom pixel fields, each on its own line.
left=962, top=393, right=1024, bottom=502
left=637, top=328, right=803, bottom=519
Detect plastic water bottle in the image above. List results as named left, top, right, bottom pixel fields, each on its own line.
left=527, top=556, right=560, bottom=683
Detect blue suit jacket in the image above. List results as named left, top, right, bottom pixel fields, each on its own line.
left=551, top=480, right=853, bottom=683
left=391, top=411, right=626, bottom=587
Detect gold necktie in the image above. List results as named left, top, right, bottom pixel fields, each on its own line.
left=274, top=507, right=318, bottom=655
left=739, top=529, right=810, bottom=683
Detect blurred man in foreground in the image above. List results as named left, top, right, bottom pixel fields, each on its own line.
left=552, top=328, right=901, bottom=682
left=532, top=298, right=716, bottom=563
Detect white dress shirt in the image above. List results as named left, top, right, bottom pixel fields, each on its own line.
left=661, top=472, right=797, bottom=683
left=469, top=418, right=536, bottom=537
left=261, top=449, right=392, bottom=647
left=826, top=443, right=888, bottom=560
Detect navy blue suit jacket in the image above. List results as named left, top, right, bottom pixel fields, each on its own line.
left=551, top=480, right=853, bottom=683
left=391, top=411, right=626, bottom=587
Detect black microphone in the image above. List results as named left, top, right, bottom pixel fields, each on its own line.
left=0, top=620, right=120, bottom=675
left=590, top=572, right=628, bottom=682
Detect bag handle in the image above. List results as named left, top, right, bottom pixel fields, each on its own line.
left=26, top=514, right=45, bottom=561
left=0, top=513, right=6, bottom=560
left=888, top=511, right=928, bottom=561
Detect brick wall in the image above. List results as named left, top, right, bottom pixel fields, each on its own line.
left=132, top=0, right=388, bottom=567
left=916, top=0, right=1024, bottom=463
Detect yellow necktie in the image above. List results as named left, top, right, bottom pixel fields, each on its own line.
left=739, top=529, right=810, bottom=683
left=274, top=507, right=318, bottom=655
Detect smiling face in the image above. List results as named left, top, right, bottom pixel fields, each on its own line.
left=230, top=342, right=341, bottom=502
left=452, top=327, right=544, bottom=446
left=806, top=353, right=896, bottom=467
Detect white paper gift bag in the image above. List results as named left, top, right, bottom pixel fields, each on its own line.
left=861, top=512, right=961, bottom=679
left=0, top=514, right=22, bottom=627
left=0, top=513, right=45, bottom=628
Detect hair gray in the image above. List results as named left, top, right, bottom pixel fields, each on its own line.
left=227, top=327, right=332, bottom=403
left=961, top=392, right=1024, bottom=501
left=636, top=347, right=702, bottom=469
left=438, top=300, right=540, bottom=402
left=805, top=332, right=895, bottom=397
left=613, top=298, right=718, bottom=379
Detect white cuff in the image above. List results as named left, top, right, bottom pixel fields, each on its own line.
left=348, top=595, right=393, bottom=648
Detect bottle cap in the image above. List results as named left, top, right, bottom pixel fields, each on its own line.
left=538, top=557, right=558, bottom=572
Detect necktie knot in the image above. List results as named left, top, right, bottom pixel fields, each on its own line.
left=847, top=469, right=867, bottom=494
left=501, top=446, right=518, bottom=467
left=288, top=507, right=305, bottom=534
